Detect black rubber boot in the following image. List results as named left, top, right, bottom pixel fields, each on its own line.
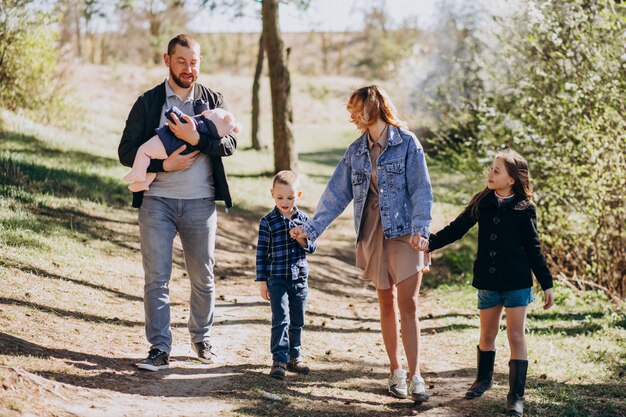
left=465, top=346, right=496, bottom=399
left=506, top=359, right=528, bottom=416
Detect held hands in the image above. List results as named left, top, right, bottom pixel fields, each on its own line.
left=259, top=281, right=270, bottom=301
left=543, top=288, right=555, bottom=310
left=163, top=144, right=200, bottom=172
left=168, top=112, right=201, bottom=146
left=289, top=225, right=308, bottom=241
left=410, top=234, right=429, bottom=252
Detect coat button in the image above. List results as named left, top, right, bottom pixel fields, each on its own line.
left=490, top=233, right=497, bottom=241
left=493, top=216, right=500, bottom=224
left=489, top=266, right=496, bottom=273
left=380, top=189, right=384, bottom=193
left=489, top=250, right=497, bottom=257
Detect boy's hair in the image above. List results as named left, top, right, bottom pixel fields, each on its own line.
left=273, top=170, right=300, bottom=189
left=467, top=148, right=534, bottom=219
left=167, top=34, right=199, bottom=56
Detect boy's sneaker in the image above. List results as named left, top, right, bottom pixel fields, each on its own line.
left=269, top=361, right=287, bottom=380
left=135, top=348, right=169, bottom=371
left=410, top=375, right=430, bottom=402
left=192, top=341, right=217, bottom=364
left=388, top=368, right=408, bottom=398
left=287, top=357, right=310, bottom=375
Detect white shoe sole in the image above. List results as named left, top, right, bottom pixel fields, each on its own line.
left=136, top=363, right=169, bottom=371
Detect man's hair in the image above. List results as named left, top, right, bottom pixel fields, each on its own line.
left=273, top=170, right=300, bottom=189
left=167, top=34, right=200, bottom=56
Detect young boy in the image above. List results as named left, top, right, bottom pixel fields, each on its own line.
left=256, top=170, right=317, bottom=379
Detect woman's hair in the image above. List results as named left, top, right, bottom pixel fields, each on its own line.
left=467, top=148, right=534, bottom=219
left=346, top=85, right=407, bottom=132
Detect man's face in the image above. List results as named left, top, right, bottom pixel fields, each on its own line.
left=164, top=44, right=201, bottom=89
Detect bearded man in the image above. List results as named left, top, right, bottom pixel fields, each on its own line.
left=118, top=34, right=236, bottom=370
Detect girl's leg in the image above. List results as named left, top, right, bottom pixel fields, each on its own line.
left=505, top=306, right=529, bottom=416
left=376, top=285, right=400, bottom=372
left=396, top=272, right=422, bottom=378
left=479, top=304, right=504, bottom=351
left=505, top=306, right=528, bottom=360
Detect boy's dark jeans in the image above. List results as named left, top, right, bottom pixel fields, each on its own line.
left=267, top=277, right=308, bottom=363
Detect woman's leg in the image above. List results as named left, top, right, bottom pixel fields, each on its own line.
left=505, top=306, right=528, bottom=360
left=376, top=285, right=400, bottom=372
left=396, top=272, right=422, bottom=378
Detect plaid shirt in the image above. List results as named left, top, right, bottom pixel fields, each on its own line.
left=256, top=206, right=317, bottom=282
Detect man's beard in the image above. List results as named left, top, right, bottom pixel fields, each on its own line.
left=170, top=69, right=196, bottom=89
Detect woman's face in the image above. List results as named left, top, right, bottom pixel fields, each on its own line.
left=349, top=101, right=368, bottom=131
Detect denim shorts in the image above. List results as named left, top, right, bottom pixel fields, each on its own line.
left=477, top=287, right=534, bottom=309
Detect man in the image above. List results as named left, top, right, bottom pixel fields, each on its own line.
left=118, top=34, right=236, bottom=371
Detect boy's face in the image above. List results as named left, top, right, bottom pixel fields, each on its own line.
left=271, top=182, right=302, bottom=217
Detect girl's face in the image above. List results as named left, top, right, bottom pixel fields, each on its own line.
left=487, top=157, right=515, bottom=193
left=271, top=183, right=301, bottom=217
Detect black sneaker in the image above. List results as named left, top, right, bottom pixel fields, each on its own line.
left=287, top=357, right=310, bottom=375
left=136, top=348, right=169, bottom=371
left=192, top=341, right=217, bottom=364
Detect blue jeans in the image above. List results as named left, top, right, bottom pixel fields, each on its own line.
left=267, top=277, right=308, bottom=362
left=138, top=196, right=217, bottom=353
left=477, top=287, right=534, bottom=309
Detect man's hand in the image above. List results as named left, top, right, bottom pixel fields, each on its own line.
left=162, top=145, right=200, bottom=172
left=259, top=281, right=270, bottom=301
left=168, top=113, right=201, bottom=146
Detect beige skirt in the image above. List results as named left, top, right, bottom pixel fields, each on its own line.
left=356, top=192, right=429, bottom=291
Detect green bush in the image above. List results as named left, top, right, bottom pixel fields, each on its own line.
left=0, top=1, right=60, bottom=112
left=432, top=0, right=626, bottom=300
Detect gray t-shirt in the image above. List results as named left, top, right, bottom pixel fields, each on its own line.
left=144, top=79, right=214, bottom=200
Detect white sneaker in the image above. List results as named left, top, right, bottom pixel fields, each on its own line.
left=388, top=368, right=408, bottom=398
left=410, top=375, right=430, bottom=402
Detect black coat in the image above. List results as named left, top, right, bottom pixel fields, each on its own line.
left=118, top=82, right=237, bottom=208
left=428, top=192, right=553, bottom=291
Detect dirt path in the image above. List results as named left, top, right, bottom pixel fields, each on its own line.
left=1, top=205, right=482, bottom=417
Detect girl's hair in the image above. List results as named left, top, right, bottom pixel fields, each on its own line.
left=346, top=85, right=407, bottom=132
left=467, top=149, right=534, bottom=219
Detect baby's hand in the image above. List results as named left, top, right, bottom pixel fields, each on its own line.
left=259, top=281, right=270, bottom=301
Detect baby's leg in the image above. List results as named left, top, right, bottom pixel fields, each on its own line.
left=128, top=173, right=156, bottom=192
left=123, top=136, right=168, bottom=184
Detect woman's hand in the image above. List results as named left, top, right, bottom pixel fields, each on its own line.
left=543, top=288, right=554, bottom=310
left=410, top=234, right=429, bottom=252
left=168, top=113, right=201, bottom=146
left=259, top=281, right=270, bottom=301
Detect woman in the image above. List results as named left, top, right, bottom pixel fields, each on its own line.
left=295, top=85, right=433, bottom=401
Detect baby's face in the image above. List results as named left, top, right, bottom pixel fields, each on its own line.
left=271, top=183, right=301, bottom=217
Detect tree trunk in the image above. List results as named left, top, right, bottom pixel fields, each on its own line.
left=262, top=0, right=297, bottom=173
left=251, top=33, right=265, bottom=151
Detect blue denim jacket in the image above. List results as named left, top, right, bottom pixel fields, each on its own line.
left=303, top=126, right=433, bottom=244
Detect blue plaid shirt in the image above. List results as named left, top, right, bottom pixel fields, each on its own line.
left=256, top=206, right=317, bottom=282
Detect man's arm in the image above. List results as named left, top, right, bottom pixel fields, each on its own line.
left=118, top=97, right=147, bottom=168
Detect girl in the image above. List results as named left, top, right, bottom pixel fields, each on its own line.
left=427, top=149, right=554, bottom=416
left=295, top=85, right=433, bottom=401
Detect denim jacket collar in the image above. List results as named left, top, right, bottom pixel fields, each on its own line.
left=356, top=125, right=404, bottom=156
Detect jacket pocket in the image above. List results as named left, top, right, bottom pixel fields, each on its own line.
left=351, top=171, right=367, bottom=203
left=384, top=161, right=405, bottom=173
